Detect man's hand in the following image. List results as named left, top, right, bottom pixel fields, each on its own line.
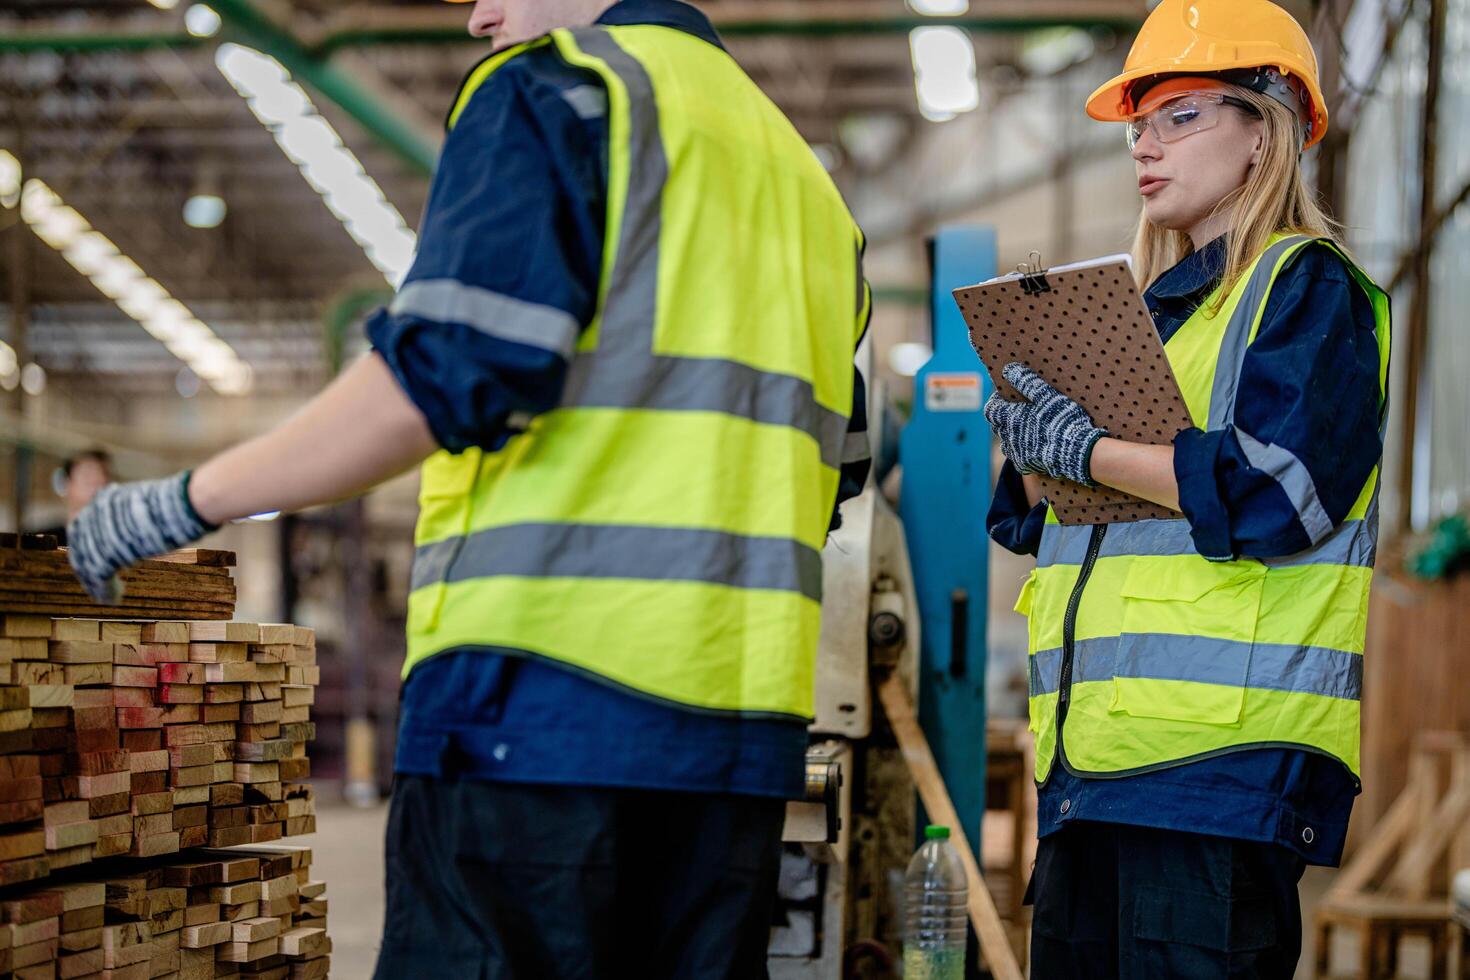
left=67, top=472, right=216, bottom=604
left=983, top=362, right=1107, bottom=487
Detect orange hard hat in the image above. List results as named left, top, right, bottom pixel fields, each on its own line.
left=1086, top=0, right=1329, bottom=149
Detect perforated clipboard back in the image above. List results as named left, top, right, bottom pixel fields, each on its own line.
left=953, top=259, right=1194, bottom=525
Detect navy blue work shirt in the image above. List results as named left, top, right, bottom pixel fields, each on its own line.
left=988, top=236, right=1382, bottom=865
left=371, top=0, right=871, bottom=799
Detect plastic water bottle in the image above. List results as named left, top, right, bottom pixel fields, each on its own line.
left=903, top=825, right=968, bottom=980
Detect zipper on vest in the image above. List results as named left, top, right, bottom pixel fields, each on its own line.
left=1054, top=523, right=1106, bottom=771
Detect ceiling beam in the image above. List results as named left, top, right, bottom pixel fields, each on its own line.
left=0, top=0, right=1146, bottom=54
left=702, top=1, right=1148, bottom=33
left=208, top=0, right=441, bottom=176
left=0, top=20, right=199, bottom=54
left=303, top=0, right=1146, bottom=51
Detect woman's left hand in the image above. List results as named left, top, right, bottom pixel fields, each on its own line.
left=983, top=362, right=1108, bottom=486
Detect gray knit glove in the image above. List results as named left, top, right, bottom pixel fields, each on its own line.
left=984, top=362, right=1107, bottom=486
left=67, top=472, right=216, bottom=604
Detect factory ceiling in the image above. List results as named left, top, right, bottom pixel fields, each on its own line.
left=0, top=0, right=1147, bottom=398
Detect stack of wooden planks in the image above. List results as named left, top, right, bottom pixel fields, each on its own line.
left=0, top=537, right=236, bottom=621
left=0, top=615, right=320, bottom=890
left=0, top=845, right=331, bottom=978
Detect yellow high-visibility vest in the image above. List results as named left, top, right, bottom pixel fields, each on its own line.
left=403, top=25, right=869, bottom=721
left=1018, top=234, right=1391, bottom=782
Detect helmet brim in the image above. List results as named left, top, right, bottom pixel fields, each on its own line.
left=1087, top=62, right=1328, bottom=149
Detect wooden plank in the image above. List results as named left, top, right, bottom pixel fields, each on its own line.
left=151, top=550, right=237, bottom=567
left=51, top=621, right=101, bottom=643
left=0, top=533, right=59, bottom=551
left=0, top=602, right=233, bottom=622
left=0, top=584, right=236, bottom=604
left=0, top=579, right=237, bottom=602
left=0, top=563, right=235, bottom=588
left=188, top=623, right=260, bottom=644
left=0, top=548, right=235, bottom=576
left=279, top=926, right=328, bottom=958
left=876, top=673, right=1024, bottom=980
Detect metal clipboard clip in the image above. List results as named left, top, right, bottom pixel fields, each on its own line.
left=1016, top=251, right=1050, bottom=296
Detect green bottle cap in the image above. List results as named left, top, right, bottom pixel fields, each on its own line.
left=925, top=825, right=950, bottom=840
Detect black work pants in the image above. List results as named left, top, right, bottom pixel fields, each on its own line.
left=1027, top=822, right=1306, bottom=980
left=372, top=776, right=786, bottom=980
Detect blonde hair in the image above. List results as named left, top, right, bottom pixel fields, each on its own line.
left=1131, top=86, right=1344, bottom=306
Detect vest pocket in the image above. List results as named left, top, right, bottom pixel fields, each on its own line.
left=1109, top=561, right=1268, bottom=726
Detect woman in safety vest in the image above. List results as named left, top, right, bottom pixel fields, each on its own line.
left=984, top=0, right=1390, bottom=976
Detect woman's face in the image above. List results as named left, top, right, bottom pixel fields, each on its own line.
left=1131, top=100, right=1264, bottom=237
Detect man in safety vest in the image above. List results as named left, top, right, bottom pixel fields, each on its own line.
left=66, top=1, right=872, bottom=976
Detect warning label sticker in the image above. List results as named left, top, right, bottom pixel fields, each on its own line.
left=925, top=372, right=983, bottom=413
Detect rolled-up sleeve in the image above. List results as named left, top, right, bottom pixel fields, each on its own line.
left=830, top=359, right=872, bottom=532
left=1173, top=245, right=1385, bottom=560
left=831, top=261, right=874, bottom=532
left=988, top=459, right=1047, bottom=556
left=370, top=56, right=606, bottom=453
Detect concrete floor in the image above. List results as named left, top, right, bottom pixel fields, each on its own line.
left=301, top=800, right=1436, bottom=980
left=292, top=801, right=391, bottom=980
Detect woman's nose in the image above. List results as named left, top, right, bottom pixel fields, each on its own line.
left=1131, top=128, right=1162, bottom=163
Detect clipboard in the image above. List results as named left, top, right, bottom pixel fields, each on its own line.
left=953, top=253, right=1194, bottom=525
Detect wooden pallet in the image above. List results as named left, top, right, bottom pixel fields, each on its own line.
left=1314, top=733, right=1470, bottom=979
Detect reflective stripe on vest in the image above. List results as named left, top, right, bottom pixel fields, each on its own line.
left=1021, top=234, right=1391, bottom=783
left=402, top=25, right=867, bottom=720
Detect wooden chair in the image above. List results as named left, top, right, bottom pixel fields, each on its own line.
left=984, top=719, right=1033, bottom=965
left=1454, top=904, right=1470, bottom=980
left=1314, top=733, right=1470, bottom=979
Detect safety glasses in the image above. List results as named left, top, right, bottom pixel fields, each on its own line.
left=1125, top=93, right=1256, bottom=149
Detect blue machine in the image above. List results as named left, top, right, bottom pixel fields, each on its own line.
left=898, top=226, right=997, bottom=850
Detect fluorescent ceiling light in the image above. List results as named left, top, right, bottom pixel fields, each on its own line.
left=19, top=364, right=46, bottom=397
left=216, top=44, right=417, bottom=286
left=907, top=0, right=970, bottom=14
left=186, top=4, right=222, bottom=38
left=0, top=151, right=253, bottom=395
left=1020, top=28, right=1096, bottom=76
left=888, top=342, right=934, bottom=378
left=183, top=194, right=228, bottom=229
left=910, top=26, right=981, bottom=122
left=176, top=368, right=201, bottom=399
left=0, top=154, right=18, bottom=208
left=810, top=142, right=840, bottom=172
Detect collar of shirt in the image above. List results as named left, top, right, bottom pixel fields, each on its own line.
left=599, top=0, right=726, bottom=50
left=1144, top=234, right=1227, bottom=341
left=1147, top=234, right=1228, bottom=303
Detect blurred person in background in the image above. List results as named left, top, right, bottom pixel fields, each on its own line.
left=61, top=450, right=114, bottom=523
left=30, top=449, right=115, bottom=543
